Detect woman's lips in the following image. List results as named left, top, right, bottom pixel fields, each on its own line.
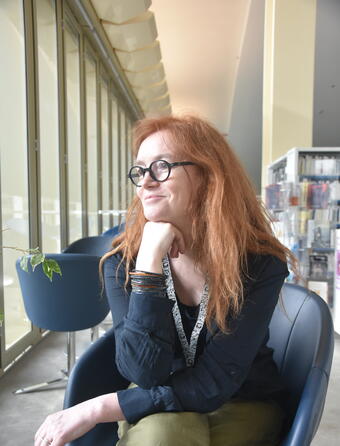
left=144, top=195, right=164, bottom=202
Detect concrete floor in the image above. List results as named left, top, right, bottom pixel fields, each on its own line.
left=0, top=331, right=339, bottom=446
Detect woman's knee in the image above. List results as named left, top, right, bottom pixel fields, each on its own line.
left=208, top=399, right=285, bottom=446
left=117, top=411, right=209, bottom=446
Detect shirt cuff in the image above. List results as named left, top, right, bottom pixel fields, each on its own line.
left=117, top=386, right=182, bottom=424
left=127, top=291, right=174, bottom=331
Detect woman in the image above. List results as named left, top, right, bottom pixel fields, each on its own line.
left=35, top=115, right=296, bottom=446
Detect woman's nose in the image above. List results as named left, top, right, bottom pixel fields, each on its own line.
left=140, top=170, right=158, bottom=187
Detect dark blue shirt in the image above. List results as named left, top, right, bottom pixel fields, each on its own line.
left=103, top=252, right=289, bottom=423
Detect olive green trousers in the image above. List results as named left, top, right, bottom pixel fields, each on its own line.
left=117, top=393, right=285, bottom=446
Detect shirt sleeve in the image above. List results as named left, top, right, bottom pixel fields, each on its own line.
left=103, top=254, right=176, bottom=388
left=115, top=254, right=289, bottom=423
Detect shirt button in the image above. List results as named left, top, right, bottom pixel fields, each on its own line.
left=228, top=367, right=237, bottom=376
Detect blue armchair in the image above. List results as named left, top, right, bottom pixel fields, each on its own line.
left=15, top=254, right=110, bottom=394
left=63, top=235, right=113, bottom=257
left=101, top=224, right=125, bottom=238
left=63, top=283, right=334, bottom=446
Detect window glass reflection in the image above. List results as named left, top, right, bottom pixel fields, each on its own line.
left=36, top=0, right=61, bottom=252
left=85, top=54, right=98, bottom=236
left=101, top=80, right=110, bottom=231
left=65, top=26, right=82, bottom=243
left=0, top=0, right=31, bottom=348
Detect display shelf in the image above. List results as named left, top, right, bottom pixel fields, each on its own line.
left=266, top=147, right=340, bottom=327
left=299, top=175, right=340, bottom=182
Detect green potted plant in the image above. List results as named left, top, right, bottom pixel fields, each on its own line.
left=0, top=228, right=61, bottom=326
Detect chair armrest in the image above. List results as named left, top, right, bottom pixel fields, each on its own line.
left=64, top=328, right=129, bottom=408
left=281, top=367, right=330, bottom=446
left=63, top=328, right=129, bottom=446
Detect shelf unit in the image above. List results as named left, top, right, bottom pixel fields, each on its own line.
left=266, top=147, right=340, bottom=333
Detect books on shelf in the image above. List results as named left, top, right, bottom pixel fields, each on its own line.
left=265, top=184, right=282, bottom=210
left=266, top=180, right=334, bottom=211
left=307, top=221, right=332, bottom=249
left=265, top=182, right=299, bottom=210
left=298, top=154, right=340, bottom=176
left=307, top=182, right=330, bottom=209
left=309, top=254, right=328, bottom=279
left=267, top=148, right=340, bottom=313
left=333, top=229, right=340, bottom=333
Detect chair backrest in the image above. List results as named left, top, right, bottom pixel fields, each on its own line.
left=63, top=282, right=334, bottom=446
left=268, top=283, right=334, bottom=425
left=101, top=224, right=125, bottom=237
left=16, top=253, right=110, bottom=332
left=63, top=236, right=113, bottom=257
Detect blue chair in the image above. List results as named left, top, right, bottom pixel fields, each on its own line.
left=63, top=235, right=113, bottom=257
left=268, top=284, right=334, bottom=445
left=63, top=283, right=334, bottom=446
left=15, top=253, right=110, bottom=394
left=101, top=223, right=125, bottom=238
left=63, top=235, right=117, bottom=338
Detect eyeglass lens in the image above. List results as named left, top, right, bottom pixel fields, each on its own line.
left=130, top=160, right=170, bottom=185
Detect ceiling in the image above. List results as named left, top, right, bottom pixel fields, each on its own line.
left=149, top=0, right=251, bottom=135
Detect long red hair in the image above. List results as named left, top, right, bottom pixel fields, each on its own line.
left=101, top=115, right=297, bottom=332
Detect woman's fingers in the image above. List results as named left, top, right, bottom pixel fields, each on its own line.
left=168, top=230, right=185, bottom=258
left=35, top=425, right=50, bottom=446
left=33, top=404, right=96, bottom=446
left=136, top=222, right=186, bottom=271
left=170, top=226, right=186, bottom=257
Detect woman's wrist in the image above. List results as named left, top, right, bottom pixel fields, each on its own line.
left=92, top=393, right=125, bottom=423
left=135, top=249, right=163, bottom=274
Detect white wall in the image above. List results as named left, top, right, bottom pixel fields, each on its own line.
left=313, top=0, right=340, bottom=147
left=227, top=0, right=265, bottom=194
left=229, top=0, right=340, bottom=193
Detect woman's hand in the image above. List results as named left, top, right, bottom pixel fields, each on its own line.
left=34, top=393, right=124, bottom=446
left=136, top=222, right=185, bottom=273
left=34, top=401, right=96, bottom=446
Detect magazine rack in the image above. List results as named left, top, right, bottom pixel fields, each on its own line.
left=266, top=147, right=340, bottom=329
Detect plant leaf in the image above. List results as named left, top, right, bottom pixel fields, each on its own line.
left=42, top=258, right=62, bottom=281
left=42, top=261, right=53, bottom=282
left=30, top=253, right=45, bottom=271
left=45, top=259, right=62, bottom=276
left=28, top=247, right=40, bottom=254
left=20, top=256, right=29, bottom=272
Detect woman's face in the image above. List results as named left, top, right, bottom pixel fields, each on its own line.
left=135, top=130, right=200, bottom=227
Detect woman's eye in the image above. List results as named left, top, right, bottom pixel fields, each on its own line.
left=157, top=161, right=168, bottom=170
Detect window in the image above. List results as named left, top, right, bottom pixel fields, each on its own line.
left=36, top=0, right=61, bottom=252
left=0, top=0, right=137, bottom=368
left=111, top=98, right=121, bottom=226
left=119, top=109, right=127, bottom=210
left=101, top=78, right=110, bottom=231
left=85, top=52, right=99, bottom=236
left=0, top=0, right=31, bottom=349
left=64, top=24, right=82, bottom=243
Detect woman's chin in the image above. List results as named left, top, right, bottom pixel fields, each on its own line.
left=143, top=209, right=167, bottom=222
left=144, top=214, right=164, bottom=222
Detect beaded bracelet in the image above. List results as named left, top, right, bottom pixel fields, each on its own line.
left=130, top=270, right=164, bottom=277
left=130, top=270, right=166, bottom=294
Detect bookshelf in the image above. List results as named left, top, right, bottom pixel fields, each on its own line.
left=266, top=147, right=340, bottom=332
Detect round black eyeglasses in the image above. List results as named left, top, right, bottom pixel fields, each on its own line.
left=128, top=160, right=195, bottom=187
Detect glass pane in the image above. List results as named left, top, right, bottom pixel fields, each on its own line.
left=0, top=0, right=31, bottom=348
left=101, top=80, right=110, bottom=232
left=65, top=26, right=82, bottom=243
left=126, top=119, right=133, bottom=206
left=85, top=55, right=98, bottom=236
left=120, top=110, right=127, bottom=210
left=36, top=0, right=61, bottom=253
left=111, top=99, right=120, bottom=227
